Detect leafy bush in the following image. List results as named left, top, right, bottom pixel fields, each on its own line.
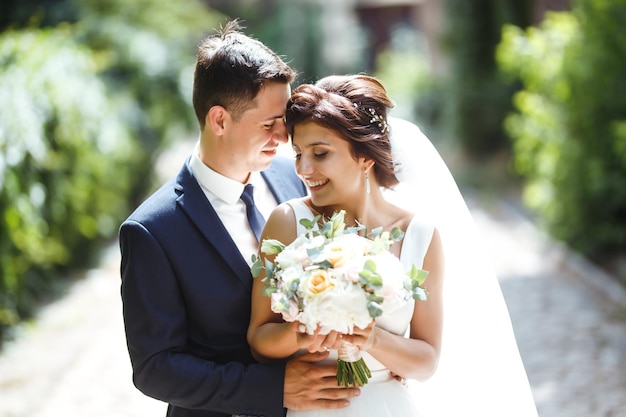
left=440, top=0, right=534, bottom=157
left=0, top=0, right=223, bottom=343
left=70, top=0, right=223, bottom=200
left=375, top=43, right=436, bottom=123
left=0, top=27, right=136, bottom=330
left=498, top=0, right=626, bottom=261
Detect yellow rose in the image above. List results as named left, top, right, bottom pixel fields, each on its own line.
left=307, top=269, right=335, bottom=295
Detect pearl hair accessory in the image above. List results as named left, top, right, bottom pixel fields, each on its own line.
left=367, top=108, right=390, bottom=135
left=353, top=102, right=390, bottom=135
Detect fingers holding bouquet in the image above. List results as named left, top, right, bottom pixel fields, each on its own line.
left=338, top=321, right=377, bottom=352
left=295, top=322, right=344, bottom=353
left=294, top=321, right=378, bottom=353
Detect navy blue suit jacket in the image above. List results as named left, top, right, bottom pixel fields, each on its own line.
left=119, top=156, right=306, bottom=417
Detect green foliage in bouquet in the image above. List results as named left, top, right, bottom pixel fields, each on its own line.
left=252, top=210, right=429, bottom=387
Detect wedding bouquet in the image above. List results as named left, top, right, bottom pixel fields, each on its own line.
left=251, top=210, right=428, bottom=387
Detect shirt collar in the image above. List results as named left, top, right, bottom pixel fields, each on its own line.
left=189, top=147, right=263, bottom=205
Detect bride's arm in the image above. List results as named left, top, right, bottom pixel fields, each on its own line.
left=247, top=204, right=302, bottom=360
left=344, top=227, right=445, bottom=381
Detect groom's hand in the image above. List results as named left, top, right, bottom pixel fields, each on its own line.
left=283, top=351, right=360, bottom=410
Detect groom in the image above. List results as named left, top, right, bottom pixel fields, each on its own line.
left=119, top=21, right=360, bottom=417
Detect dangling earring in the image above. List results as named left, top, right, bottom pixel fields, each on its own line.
left=365, top=170, right=370, bottom=194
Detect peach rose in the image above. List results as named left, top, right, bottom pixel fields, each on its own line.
left=306, top=269, right=335, bottom=295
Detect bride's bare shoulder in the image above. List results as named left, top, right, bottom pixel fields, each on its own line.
left=263, top=197, right=312, bottom=242
left=386, top=204, right=415, bottom=232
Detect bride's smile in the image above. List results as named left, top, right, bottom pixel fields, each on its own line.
left=293, top=121, right=370, bottom=207
left=305, top=178, right=330, bottom=189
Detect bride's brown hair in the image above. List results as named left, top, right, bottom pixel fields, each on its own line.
left=286, top=74, right=398, bottom=189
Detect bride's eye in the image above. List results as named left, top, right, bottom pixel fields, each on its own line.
left=314, top=152, right=328, bottom=159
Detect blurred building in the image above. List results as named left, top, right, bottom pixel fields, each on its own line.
left=352, top=0, right=444, bottom=73
left=203, top=0, right=569, bottom=77
left=203, top=0, right=443, bottom=75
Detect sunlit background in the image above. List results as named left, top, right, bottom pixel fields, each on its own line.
left=1, top=0, right=625, bottom=416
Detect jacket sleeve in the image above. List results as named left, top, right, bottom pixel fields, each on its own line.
left=119, top=219, right=286, bottom=417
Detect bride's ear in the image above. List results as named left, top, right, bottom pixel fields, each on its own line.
left=361, top=158, right=375, bottom=173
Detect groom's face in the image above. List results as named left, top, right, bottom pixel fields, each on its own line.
left=219, top=82, right=291, bottom=180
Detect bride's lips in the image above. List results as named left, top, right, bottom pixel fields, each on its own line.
left=261, top=148, right=277, bottom=157
left=305, top=179, right=329, bottom=191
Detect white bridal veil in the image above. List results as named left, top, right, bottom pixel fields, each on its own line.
left=384, top=117, right=538, bottom=417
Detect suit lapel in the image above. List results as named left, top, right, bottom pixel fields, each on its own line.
left=174, top=161, right=252, bottom=285
left=173, top=156, right=304, bottom=286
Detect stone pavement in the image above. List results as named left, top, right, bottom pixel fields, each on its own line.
left=466, top=193, right=626, bottom=417
left=1, top=189, right=625, bottom=417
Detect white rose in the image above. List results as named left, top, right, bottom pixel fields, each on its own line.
left=300, top=278, right=371, bottom=334
left=275, top=236, right=311, bottom=269
left=370, top=252, right=410, bottom=314
left=322, top=234, right=369, bottom=268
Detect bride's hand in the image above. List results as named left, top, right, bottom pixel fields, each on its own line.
left=294, top=323, right=342, bottom=353
left=342, top=321, right=377, bottom=351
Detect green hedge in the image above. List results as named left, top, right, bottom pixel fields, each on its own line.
left=440, top=0, right=534, bottom=157
left=497, top=0, right=626, bottom=262
left=0, top=0, right=223, bottom=343
left=0, top=27, right=137, bottom=330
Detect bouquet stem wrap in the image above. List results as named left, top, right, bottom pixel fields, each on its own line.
left=336, top=341, right=371, bottom=387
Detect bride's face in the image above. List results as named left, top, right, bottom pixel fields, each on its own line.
left=292, top=121, right=366, bottom=208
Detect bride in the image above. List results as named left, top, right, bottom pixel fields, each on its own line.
left=247, top=74, right=538, bottom=417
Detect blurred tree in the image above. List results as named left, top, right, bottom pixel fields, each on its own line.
left=0, top=0, right=77, bottom=30
left=0, top=27, right=134, bottom=335
left=0, top=0, right=224, bottom=343
left=498, top=0, right=626, bottom=266
left=440, top=0, right=534, bottom=158
left=203, top=0, right=367, bottom=83
left=70, top=0, right=224, bottom=200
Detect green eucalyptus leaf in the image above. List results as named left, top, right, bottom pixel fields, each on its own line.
left=390, top=226, right=405, bottom=241
left=250, top=256, right=263, bottom=278
left=413, top=287, right=428, bottom=301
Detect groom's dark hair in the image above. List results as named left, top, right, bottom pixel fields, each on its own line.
left=192, top=19, right=296, bottom=127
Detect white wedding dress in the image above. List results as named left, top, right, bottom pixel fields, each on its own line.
left=282, top=117, right=538, bottom=417
left=286, top=198, right=434, bottom=417
left=385, top=118, right=538, bottom=417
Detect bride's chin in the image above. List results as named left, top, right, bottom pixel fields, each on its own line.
left=309, top=194, right=328, bottom=208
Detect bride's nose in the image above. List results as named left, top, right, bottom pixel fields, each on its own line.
left=295, top=156, right=313, bottom=176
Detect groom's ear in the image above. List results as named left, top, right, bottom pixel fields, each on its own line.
left=207, top=105, right=229, bottom=136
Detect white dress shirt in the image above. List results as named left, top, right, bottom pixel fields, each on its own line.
left=188, top=149, right=278, bottom=266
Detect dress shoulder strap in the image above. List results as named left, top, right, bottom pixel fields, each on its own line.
left=285, top=198, right=316, bottom=236
left=400, top=218, right=435, bottom=270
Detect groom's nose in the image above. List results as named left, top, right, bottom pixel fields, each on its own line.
left=272, top=119, right=289, bottom=144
